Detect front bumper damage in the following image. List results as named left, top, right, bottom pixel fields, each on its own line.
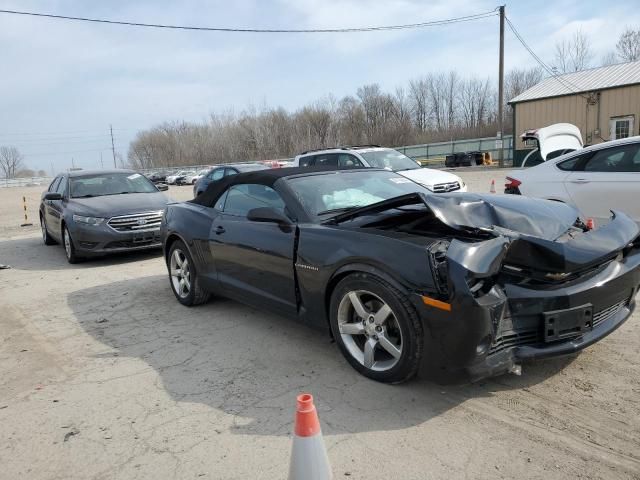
left=415, top=211, right=640, bottom=382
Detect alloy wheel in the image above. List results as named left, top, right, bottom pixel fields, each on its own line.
left=63, top=228, right=72, bottom=259
left=337, top=289, right=403, bottom=372
left=170, top=249, right=191, bottom=298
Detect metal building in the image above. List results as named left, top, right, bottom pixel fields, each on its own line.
left=509, top=60, right=640, bottom=166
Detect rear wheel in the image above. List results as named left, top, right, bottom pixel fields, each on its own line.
left=329, top=273, right=423, bottom=384
left=40, top=214, right=56, bottom=245
left=168, top=240, right=210, bottom=306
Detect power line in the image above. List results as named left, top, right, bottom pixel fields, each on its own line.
left=504, top=16, right=587, bottom=96
left=0, top=127, right=134, bottom=138
left=20, top=146, right=127, bottom=157
left=0, top=8, right=498, bottom=33
left=2, top=136, right=115, bottom=146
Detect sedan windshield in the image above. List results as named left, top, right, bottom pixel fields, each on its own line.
left=285, top=170, right=428, bottom=217
left=70, top=172, right=158, bottom=198
left=360, top=150, right=420, bottom=171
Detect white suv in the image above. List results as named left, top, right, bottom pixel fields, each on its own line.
left=292, top=146, right=467, bottom=193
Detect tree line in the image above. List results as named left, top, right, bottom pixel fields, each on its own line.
left=127, top=67, right=544, bottom=170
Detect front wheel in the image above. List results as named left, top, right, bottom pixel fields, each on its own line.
left=168, top=240, right=210, bottom=306
left=329, top=273, right=424, bottom=384
left=62, top=226, right=81, bottom=264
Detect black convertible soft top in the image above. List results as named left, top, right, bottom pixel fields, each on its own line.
left=191, top=166, right=366, bottom=207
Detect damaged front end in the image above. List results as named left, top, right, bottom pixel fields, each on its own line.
left=424, top=202, right=640, bottom=382
left=327, top=190, right=640, bottom=381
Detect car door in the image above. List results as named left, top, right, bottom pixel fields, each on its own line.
left=47, top=176, right=67, bottom=240
left=209, top=183, right=297, bottom=316
left=43, top=177, right=61, bottom=237
left=564, top=143, right=640, bottom=223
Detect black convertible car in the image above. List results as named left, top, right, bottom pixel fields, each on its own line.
left=161, top=167, right=640, bottom=383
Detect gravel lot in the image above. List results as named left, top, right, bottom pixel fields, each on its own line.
left=1, top=169, right=639, bottom=479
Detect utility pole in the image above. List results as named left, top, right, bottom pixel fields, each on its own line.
left=110, top=124, right=116, bottom=168
left=100, top=152, right=104, bottom=169
left=71, top=157, right=75, bottom=169
left=497, top=5, right=505, bottom=168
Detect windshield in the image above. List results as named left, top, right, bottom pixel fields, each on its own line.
left=285, top=170, right=427, bottom=217
left=360, top=150, right=419, bottom=171
left=70, top=172, right=158, bottom=198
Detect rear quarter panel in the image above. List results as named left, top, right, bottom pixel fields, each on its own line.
left=162, top=202, right=219, bottom=289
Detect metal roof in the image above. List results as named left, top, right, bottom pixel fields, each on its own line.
left=509, top=60, right=640, bottom=104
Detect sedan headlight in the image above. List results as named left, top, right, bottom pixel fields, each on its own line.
left=72, top=215, right=105, bottom=226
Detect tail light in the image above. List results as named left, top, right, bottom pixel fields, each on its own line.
left=505, top=177, right=521, bottom=189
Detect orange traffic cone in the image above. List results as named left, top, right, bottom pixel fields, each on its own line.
left=288, top=393, right=332, bottom=480
left=490, top=179, right=496, bottom=193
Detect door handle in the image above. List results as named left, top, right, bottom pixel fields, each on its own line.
left=215, top=225, right=226, bottom=235
left=570, top=178, right=589, bottom=184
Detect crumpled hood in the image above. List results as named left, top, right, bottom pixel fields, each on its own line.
left=328, top=191, right=579, bottom=240
left=398, top=168, right=463, bottom=189
left=421, top=192, right=578, bottom=240
left=327, top=191, right=640, bottom=273
left=68, top=192, right=170, bottom=217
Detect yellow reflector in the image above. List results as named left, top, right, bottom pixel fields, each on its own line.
left=421, top=295, right=452, bottom=312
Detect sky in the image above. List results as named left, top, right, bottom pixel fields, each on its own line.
left=1, top=0, right=639, bottom=173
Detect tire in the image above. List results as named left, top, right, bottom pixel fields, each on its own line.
left=40, top=214, right=56, bottom=245
left=167, top=240, right=210, bottom=306
left=329, top=273, right=423, bottom=384
left=62, top=225, right=81, bottom=264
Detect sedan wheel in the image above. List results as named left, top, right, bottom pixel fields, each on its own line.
left=167, top=240, right=211, bottom=306
left=40, top=215, right=56, bottom=245
left=62, top=226, right=80, bottom=263
left=330, top=273, right=423, bottom=383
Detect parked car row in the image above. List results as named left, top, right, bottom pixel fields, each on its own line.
left=39, top=137, right=640, bottom=384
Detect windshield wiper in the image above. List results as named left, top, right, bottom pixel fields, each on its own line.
left=73, top=194, right=96, bottom=198
left=317, top=206, right=361, bottom=216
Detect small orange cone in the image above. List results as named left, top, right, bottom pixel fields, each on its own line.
left=490, top=179, right=496, bottom=193
left=288, top=393, right=332, bottom=480
left=586, top=218, right=595, bottom=230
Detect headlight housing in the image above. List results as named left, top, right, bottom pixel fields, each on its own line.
left=72, top=215, right=105, bottom=226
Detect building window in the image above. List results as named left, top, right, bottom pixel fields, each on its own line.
left=610, top=115, right=634, bottom=140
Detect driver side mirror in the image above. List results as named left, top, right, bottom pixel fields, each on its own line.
left=247, top=207, right=291, bottom=226
left=156, top=183, right=169, bottom=191
left=44, top=192, right=63, bottom=201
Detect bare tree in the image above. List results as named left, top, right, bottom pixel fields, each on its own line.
left=600, top=51, right=619, bottom=66
left=554, top=29, right=593, bottom=73
left=408, top=78, right=430, bottom=132
left=459, top=77, right=492, bottom=131
left=0, top=146, right=25, bottom=178
left=616, top=27, right=640, bottom=62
